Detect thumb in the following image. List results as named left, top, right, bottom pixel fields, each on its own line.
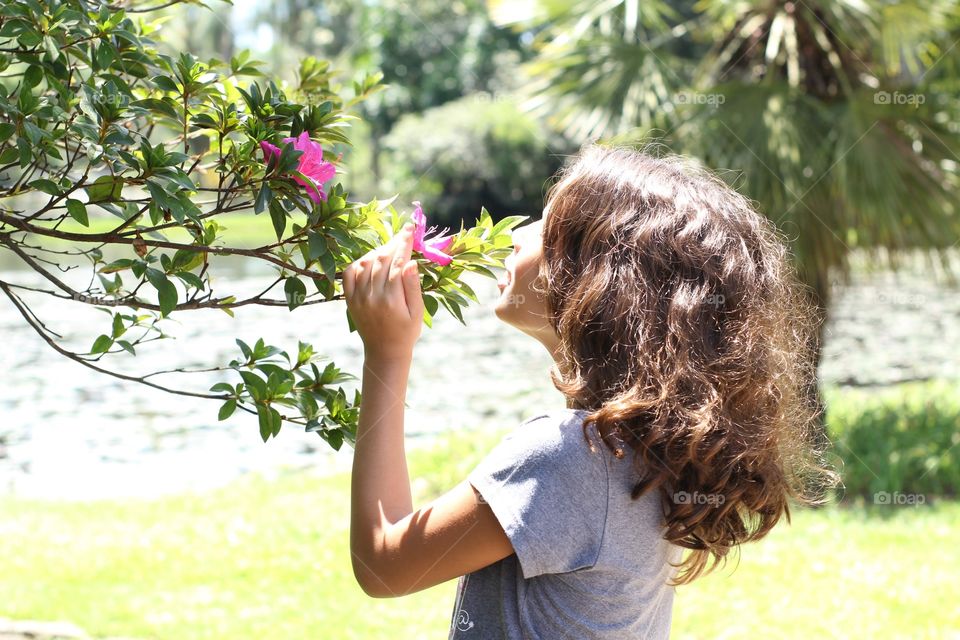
left=401, top=260, right=424, bottom=321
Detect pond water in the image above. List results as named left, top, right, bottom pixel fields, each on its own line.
left=1, top=255, right=958, bottom=499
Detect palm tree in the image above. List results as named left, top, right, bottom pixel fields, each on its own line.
left=493, top=0, right=960, bottom=427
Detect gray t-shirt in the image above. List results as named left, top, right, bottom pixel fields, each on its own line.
left=448, top=408, right=682, bottom=640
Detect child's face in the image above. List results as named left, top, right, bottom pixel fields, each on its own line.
left=494, top=213, right=558, bottom=352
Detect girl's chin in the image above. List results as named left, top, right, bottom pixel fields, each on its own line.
left=493, top=290, right=511, bottom=315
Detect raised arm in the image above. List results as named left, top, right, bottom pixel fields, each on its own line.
left=342, top=224, right=515, bottom=597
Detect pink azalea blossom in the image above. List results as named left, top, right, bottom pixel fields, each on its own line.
left=411, top=201, right=454, bottom=266
left=260, top=131, right=336, bottom=204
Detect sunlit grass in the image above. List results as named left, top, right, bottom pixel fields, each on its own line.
left=33, top=210, right=282, bottom=251
left=0, top=427, right=956, bottom=639
left=671, top=503, right=959, bottom=639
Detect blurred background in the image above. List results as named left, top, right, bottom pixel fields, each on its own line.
left=1, top=1, right=959, bottom=639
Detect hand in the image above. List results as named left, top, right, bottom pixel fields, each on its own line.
left=342, top=223, right=425, bottom=361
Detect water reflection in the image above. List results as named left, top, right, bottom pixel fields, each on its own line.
left=0, top=259, right=562, bottom=499
left=1, top=257, right=958, bottom=499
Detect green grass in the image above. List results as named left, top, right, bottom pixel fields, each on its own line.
left=32, top=210, right=282, bottom=250
left=1, top=426, right=957, bottom=639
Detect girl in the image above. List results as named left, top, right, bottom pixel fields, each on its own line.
left=341, top=144, right=833, bottom=639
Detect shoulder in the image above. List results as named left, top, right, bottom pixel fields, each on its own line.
left=491, top=409, right=609, bottom=484
left=513, top=408, right=603, bottom=456
left=467, top=409, right=611, bottom=577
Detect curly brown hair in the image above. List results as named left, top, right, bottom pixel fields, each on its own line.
left=536, top=144, right=837, bottom=585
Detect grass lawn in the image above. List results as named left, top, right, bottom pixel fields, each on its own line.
left=31, top=210, right=283, bottom=251
left=1, top=427, right=957, bottom=639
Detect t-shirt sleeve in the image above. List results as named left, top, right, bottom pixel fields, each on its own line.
left=467, top=410, right=610, bottom=579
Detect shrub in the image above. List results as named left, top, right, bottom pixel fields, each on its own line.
left=827, top=381, right=960, bottom=501
left=0, top=1, right=523, bottom=449
left=380, top=92, right=571, bottom=227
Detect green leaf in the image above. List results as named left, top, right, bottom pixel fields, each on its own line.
left=116, top=340, right=136, bottom=355
left=145, top=267, right=177, bottom=317
left=489, top=213, right=529, bottom=238
left=317, top=250, right=336, bottom=284
left=0, top=122, right=16, bottom=141
left=66, top=199, right=89, bottom=226
left=324, top=428, right=344, bottom=451
left=111, top=312, right=125, bottom=338
left=153, top=75, right=179, bottom=93
left=28, top=178, right=60, bottom=196
left=22, top=65, right=42, bottom=88
left=284, top=276, right=306, bottom=310
left=16, top=136, right=31, bottom=167
left=236, top=339, right=252, bottom=359
left=255, top=182, right=272, bottom=214
left=257, top=404, right=272, bottom=441
left=99, top=258, right=135, bottom=274
left=86, top=175, right=123, bottom=203
left=268, top=199, right=286, bottom=240
left=424, top=293, right=439, bottom=317
left=440, top=295, right=466, bottom=325
left=218, top=399, right=237, bottom=421
left=240, top=371, right=267, bottom=400
left=130, top=97, right=179, bottom=119
left=270, top=407, right=282, bottom=437
left=307, top=231, right=328, bottom=260
left=0, top=147, right=18, bottom=164
left=43, top=35, right=58, bottom=61
left=174, top=271, right=204, bottom=290
left=256, top=405, right=281, bottom=441
left=90, top=334, right=113, bottom=354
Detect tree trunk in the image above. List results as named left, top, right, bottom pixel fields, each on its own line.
left=370, top=126, right=382, bottom=183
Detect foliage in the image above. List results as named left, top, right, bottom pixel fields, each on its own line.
left=827, top=380, right=960, bottom=500
left=0, top=0, right=526, bottom=449
left=497, top=0, right=960, bottom=309
left=252, top=0, right=528, bottom=134
left=382, top=92, right=570, bottom=225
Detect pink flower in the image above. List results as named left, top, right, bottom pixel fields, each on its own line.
left=260, top=131, right=336, bottom=204
left=411, top=201, right=454, bottom=266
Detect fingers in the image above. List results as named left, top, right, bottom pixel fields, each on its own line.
left=401, top=259, right=424, bottom=321
left=342, top=260, right=356, bottom=300
left=347, top=225, right=415, bottom=301
left=373, top=224, right=414, bottom=292
left=357, top=254, right=375, bottom=294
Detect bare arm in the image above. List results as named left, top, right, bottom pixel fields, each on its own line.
left=343, top=224, right=515, bottom=598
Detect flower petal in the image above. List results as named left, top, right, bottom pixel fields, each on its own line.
left=260, top=141, right=281, bottom=166
left=295, top=131, right=313, bottom=150
left=427, top=235, right=454, bottom=252
left=420, top=244, right=453, bottom=266
left=411, top=201, right=427, bottom=250
left=291, top=173, right=327, bottom=203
